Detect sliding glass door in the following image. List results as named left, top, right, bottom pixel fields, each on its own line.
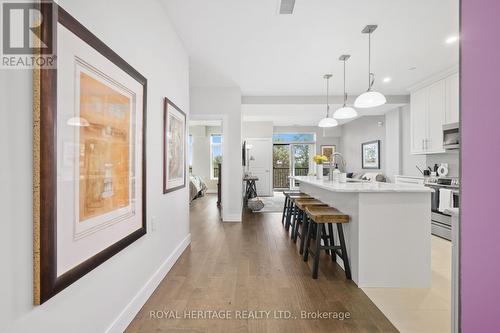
left=272, top=143, right=313, bottom=189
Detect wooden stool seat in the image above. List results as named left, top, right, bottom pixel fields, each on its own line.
left=288, top=193, right=311, bottom=198
left=305, top=206, right=350, bottom=224
left=294, top=199, right=327, bottom=211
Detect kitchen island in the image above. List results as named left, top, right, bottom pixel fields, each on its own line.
left=292, top=176, right=432, bottom=288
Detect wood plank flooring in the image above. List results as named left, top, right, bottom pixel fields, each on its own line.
left=126, top=194, right=397, bottom=333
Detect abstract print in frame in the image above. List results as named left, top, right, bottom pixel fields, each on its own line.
left=163, top=98, right=186, bottom=193
left=33, top=2, right=147, bottom=304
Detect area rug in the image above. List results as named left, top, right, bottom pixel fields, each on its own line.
left=253, top=193, right=285, bottom=213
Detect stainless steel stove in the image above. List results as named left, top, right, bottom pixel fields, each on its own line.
left=424, top=177, right=460, bottom=240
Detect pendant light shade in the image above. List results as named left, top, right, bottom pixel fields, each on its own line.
left=354, top=90, right=387, bottom=108
left=354, top=25, right=386, bottom=109
left=67, top=117, right=90, bottom=127
left=318, top=117, right=338, bottom=128
left=334, top=106, right=358, bottom=119
left=317, top=74, right=338, bottom=128
left=334, top=54, right=358, bottom=120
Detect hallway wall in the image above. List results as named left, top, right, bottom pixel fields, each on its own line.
left=0, top=0, right=190, bottom=332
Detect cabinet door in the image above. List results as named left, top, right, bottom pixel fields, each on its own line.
left=410, top=88, right=428, bottom=154
left=445, top=73, right=459, bottom=124
left=427, top=80, right=446, bottom=153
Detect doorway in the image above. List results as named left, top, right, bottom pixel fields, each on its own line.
left=273, top=143, right=313, bottom=190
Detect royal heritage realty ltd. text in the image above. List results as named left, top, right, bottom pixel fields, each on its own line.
left=149, top=310, right=352, bottom=321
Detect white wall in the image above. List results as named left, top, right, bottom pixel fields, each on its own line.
left=385, top=108, right=402, bottom=182
left=0, top=0, right=190, bottom=332
left=190, top=87, right=242, bottom=221
left=243, top=121, right=273, bottom=139
left=190, top=125, right=221, bottom=191
left=339, top=116, right=386, bottom=174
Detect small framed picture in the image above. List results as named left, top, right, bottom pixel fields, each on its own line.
left=361, top=140, right=381, bottom=169
left=163, top=97, right=187, bottom=193
left=321, top=145, right=336, bottom=160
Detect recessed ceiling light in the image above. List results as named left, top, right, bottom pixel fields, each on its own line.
left=446, top=35, right=459, bottom=44
left=382, top=77, right=391, bottom=83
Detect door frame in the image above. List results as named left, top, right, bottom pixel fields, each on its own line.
left=246, top=138, right=273, bottom=196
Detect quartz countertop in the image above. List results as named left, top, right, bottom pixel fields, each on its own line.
left=291, top=176, right=433, bottom=193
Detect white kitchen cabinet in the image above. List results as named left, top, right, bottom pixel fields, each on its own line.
left=410, top=72, right=457, bottom=155
left=427, top=80, right=446, bottom=153
left=410, top=88, right=428, bottom=154
left=445, top=73, right=459, bottom=124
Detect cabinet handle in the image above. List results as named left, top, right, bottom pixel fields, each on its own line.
left=422, top=139, right=424, bottom=150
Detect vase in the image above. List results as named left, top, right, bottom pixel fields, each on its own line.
left=316, top=164, right=323, bottom=180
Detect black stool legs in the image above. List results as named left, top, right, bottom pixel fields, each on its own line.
left=303, top=220, right=351, bottom=280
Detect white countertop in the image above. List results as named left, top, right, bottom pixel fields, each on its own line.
left=291, top=176, right=432, bottom=193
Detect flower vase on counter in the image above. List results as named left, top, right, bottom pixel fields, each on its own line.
left=313, top=154, right=328, bottom=180
left=316, top=164, right=323, bottom=180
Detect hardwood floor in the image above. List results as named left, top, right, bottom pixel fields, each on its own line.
left=126, top=194, right=397, bottom=333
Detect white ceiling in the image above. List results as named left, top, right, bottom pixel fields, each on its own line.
left=162, top=0, right=459, bottom=96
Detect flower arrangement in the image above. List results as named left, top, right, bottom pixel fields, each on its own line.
left=313, top=154, right=328, bottom=164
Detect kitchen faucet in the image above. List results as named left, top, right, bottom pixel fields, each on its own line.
left=328, top=152, right=346, bottom=181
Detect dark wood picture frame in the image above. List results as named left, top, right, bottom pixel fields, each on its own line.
left=33, top=2, right=147, bottom=304
left=163, top=97, right=187, bottom=194
left=361, top=140, right=381, bottom=169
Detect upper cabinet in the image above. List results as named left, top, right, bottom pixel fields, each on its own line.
left=410, top=72, right=459, bottom=155
left=445, top=73, right=460, bottom=124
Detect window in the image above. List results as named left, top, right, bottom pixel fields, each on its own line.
left=272, top=133, right=315, bottom=143
left=210, top=134, right=222, bottom=179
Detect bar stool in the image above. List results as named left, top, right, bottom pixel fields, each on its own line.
left=283, top=193, right=312, bottom=232
left=303, top=206, right=351, bottom=280
left=291, top=199, right=329, bottom=255
left=281, top=190, right=300, bottom=226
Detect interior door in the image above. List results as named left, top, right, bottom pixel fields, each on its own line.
left=247, top=138, right=272, bottom=196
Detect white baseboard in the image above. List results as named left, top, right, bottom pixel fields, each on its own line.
left=222, top=212, right=242, bottom=222
left=105, top=234, right=191, bottom=333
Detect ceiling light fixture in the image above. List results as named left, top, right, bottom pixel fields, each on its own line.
left=318, top=74, right=338, bottom=128
left=334, top=55, right=357, bottom=120
left=445, top=35, right=459, bottom=44
left=354, top=25, right=387, bottom=108
left=382, top=77, right=392, bottom=83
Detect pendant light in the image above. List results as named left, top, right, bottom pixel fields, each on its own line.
left=354, top=25, right=387, bottom=108
left=334, top=55, right=358, bottom=119
left=318, top=74, right=338, bottom=128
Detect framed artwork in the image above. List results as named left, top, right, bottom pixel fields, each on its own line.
left=163, top=98, right=186, bottom=193
left=33, top=3, right=147, bottom=304
left=321, top=145, right=336, bottom=160
left=361, top=140, right=381, bottom=169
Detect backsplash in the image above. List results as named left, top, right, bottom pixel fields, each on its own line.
left=426, top=151, right=460, bottom=177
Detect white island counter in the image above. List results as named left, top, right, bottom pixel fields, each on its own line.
left=292, top=176, right=432, bottom=288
